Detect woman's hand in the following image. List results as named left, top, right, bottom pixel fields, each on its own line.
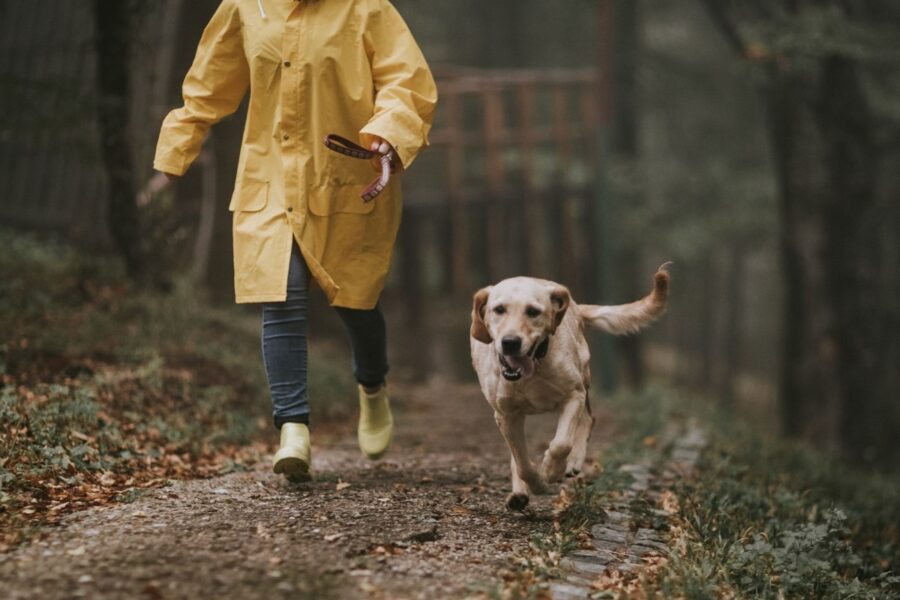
left=369, top=138, right=402, bottom=173
left=137, top=171, right=178, bottom=206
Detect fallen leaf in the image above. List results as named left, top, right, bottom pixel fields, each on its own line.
left=67, top=546, right=86, bottom=556
left=336, top=481, right=351, bottom=492
left=349, top=569, right=372, bottom=577
left=324, top=532, right=345, bottom=542
left=659, top=490, right=680, bottom=514
left=359, top=581, right=378, bottom=593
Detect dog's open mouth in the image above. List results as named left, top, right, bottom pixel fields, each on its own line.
left=498, top=354, right=535, bottom=381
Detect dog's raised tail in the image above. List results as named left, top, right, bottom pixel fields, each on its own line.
left=576, top=262, right=671, bottom=335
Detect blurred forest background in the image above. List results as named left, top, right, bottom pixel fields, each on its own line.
left=1, top=0, right=898, bottom=474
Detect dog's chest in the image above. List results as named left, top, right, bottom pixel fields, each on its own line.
left=495, top=377, right=571, bottom=414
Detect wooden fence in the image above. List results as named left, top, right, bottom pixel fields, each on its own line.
left=0, top=0, right=176, bottom=245
left=395, top=67, right=605, bottom=318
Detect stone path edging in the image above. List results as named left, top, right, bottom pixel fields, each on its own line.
left=550, top=422, right=707, bottom=599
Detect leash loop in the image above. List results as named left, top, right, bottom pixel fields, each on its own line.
left=323, top=134, right=394, bottom=203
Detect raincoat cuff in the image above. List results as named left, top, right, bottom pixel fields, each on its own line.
left=153, top=159, right=187, bottom=177
left=360, top=109, right=430, bottom=171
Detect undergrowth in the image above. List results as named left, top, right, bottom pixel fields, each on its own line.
left=656, top=392, right=900, bottom=599
left=0, top=228, right=356, bottom=548
left=549, top=387, right=900, bottom=599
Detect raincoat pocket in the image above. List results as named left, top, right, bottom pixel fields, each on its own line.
left=229, top=178, right=269, bottom=212
left=308, top=185, right=377, bottom=217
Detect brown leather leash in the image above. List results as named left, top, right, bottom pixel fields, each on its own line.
left=323, top=134, right=394, bottom=203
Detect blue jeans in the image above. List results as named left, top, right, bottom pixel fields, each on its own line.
left=261, top=243, right=388, bottom=429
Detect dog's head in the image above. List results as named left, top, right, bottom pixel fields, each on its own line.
left=471, top=278, right=570, bottom=382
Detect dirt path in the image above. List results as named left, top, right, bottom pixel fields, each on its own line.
left=0, top=378, right=607, bottom=599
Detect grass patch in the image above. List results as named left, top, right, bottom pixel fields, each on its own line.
left=0, top=228, right=356, bottom=548
left=543, top=387, right=900, bottom=599
left=654, top=397, right=900, bottom=599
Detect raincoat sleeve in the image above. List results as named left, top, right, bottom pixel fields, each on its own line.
left=153, top=0, right=249, bottom=176
left=359, top=0, right=438, bottom=170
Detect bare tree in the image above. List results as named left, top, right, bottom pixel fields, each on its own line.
left=699, top=0, right=900, bottom=463
left=93, top=0, right=141, bottom=277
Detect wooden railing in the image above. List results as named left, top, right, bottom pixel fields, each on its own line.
left=396, top=67, right=603, bottom=305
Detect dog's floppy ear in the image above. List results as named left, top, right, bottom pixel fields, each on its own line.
left=470, top=286, right=493, bottom=344
left=549, top=285, right=571, bottom=334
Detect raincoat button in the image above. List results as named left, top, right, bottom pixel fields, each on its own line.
left=283, top=60, right=291, bottom=67
left=283, top=134, right=289, bottom=140
left=287, top=207, right=293, bottom=212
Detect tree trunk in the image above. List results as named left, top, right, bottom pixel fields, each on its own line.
left=719, top=246, right=746, bottom=407
left=613, top=0, right=645, bottom=388
left=93, top=0, right=140, bottom=277
left=769, top=56, right=892, bottom=460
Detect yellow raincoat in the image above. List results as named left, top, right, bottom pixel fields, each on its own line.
left=154, top=0, right=437, bottom=308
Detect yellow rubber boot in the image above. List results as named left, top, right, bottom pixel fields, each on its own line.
left=273, top=422, right=311, bottom=482
left=357, top=385, right=393, bottom=459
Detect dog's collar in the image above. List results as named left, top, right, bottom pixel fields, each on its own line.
left=530, top=337, right=550, bottom=360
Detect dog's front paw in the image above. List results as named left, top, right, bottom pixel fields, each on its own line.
left=565, top=454, right=586, bottom=479
left=541, top=454, right=568, bottom=484
left=505, top=492, right=530, bottom=512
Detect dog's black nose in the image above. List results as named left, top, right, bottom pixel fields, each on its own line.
left=501, top=336, right=522, bottom=355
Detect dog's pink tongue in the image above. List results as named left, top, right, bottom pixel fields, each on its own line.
left=506, top=355, right=535, bottom=377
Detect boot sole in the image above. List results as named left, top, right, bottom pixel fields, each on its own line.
left=358, top=425, right=393, bottom=461
left=273, top=456, right=311, bottom=483
left=360, top=437, right=391, bottom=460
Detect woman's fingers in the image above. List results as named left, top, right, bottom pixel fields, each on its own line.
left=369, top=139, right=393, bottom=156
left=369, top=138, right=401, bottom=172
left=137, top=171, right=177, bottom=206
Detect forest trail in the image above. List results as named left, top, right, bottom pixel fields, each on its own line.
left=0, top=377, right=608, bottom=599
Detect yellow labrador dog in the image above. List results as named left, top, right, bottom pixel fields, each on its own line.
left=470, top=265, right=670, bottom=511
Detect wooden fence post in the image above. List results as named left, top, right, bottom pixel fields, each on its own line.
left=483, top=86, right=507, bottom=281
left=516, top=82, right=543, bottom=277
left=444, top=86, right=468, bottom=294
left=591, top=0, right=619, bottom=391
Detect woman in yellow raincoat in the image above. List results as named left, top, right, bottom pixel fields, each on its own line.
left=154, top=0, right=437, bottom=482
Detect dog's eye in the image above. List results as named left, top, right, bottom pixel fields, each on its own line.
left=493, top=305, right=506, bottom=315
left=525, top=306, right=542, bottom=318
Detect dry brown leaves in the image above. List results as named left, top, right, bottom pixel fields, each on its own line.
left=0, top=353, right=270, bottom=550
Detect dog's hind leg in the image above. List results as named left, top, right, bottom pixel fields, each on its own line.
left=566, top=406, right=595, bottom=478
